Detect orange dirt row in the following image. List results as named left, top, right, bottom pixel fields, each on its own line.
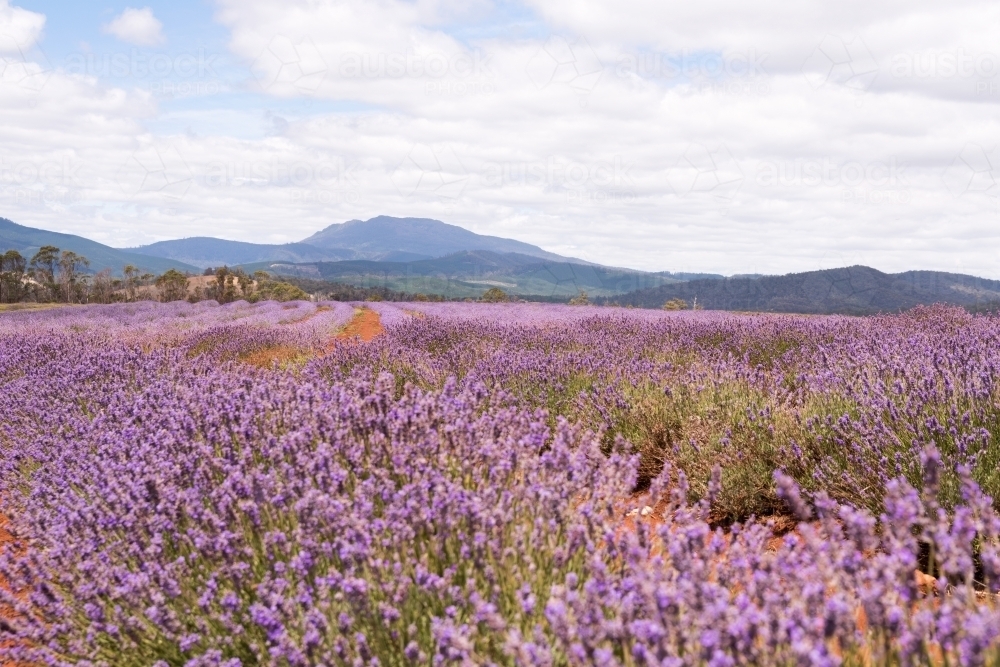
left=0, top=517, right=29, bottom=667
left=336, top=308, right=385, bottom=343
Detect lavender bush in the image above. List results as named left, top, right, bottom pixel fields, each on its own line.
left=0, top=301, right=998, bottom=664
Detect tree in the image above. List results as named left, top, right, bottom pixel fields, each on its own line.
left=211, top=267, right=242, bottom=304
left=568, top=290, right=590, bottom=306
left=481, top=287, right=510, bottom=303
left=29, top=245, right=60, bottom=301
left=0, top=250, right=27, bottom=304
left=123, top=265, right=142, bottom=302
left=662, top=298, right=688, bottom=311
left=58, top=251, right=90, bottom=303
left=247, top=272, right=310, bottom=303
left=235, top=270, right=254, bottom=300
left=266, top=282, right=309, bottom=302
left=205, top=267, right=261, bottom=303
left=89, top=269, right=116, bottom=304
left=155, top=269, right=190, bottom=302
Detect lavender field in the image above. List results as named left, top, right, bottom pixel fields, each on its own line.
left=1, top=300, right=1000, bottom=665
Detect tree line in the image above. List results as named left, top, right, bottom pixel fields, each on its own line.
left=2, top=246, right=629, bottom=307
left=0, top=246, right=310, bottom=305
left=0, top=246, right=130, bottom=304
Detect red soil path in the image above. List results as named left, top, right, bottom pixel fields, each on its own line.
left=0, top=518, right=28, bottom=667
left=242, top=308, right=385, bottom=367
left=241, top=345, right=306, bottom=368
left=335, top=308, right=385, bottom=343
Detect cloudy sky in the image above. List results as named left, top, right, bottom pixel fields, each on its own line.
left=1, top=0, right=999, bottom=276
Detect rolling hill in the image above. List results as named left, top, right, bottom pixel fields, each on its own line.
left=242, top=250, right=679, bottom=299
left=0, top=218, right=197, bottom=275
left=124, top=215, right=587, bottom=268
left=7, top=216, right=1000, bottom=313
left=602, top=265, right=1000, bottom=314
left=300, top=216, right=581, bottom=262
left=124, top=237, right=357, bottom=269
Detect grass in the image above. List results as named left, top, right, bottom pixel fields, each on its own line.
left=0, top=303, right=70, bottom=313
left=238, top=345, right=313, bottom=369
left=347, top=355, right=1000, bottom=523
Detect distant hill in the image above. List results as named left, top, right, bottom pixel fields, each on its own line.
left=12, top=216, right=999, bottom=314
left=602, top=265, right=1000, bottom=314
left=124, top=215, right=586, bottom=269
left=654, top=271, right=727, bottom=282
left=0, top=218, right=197, bottom=275
left=243, top=250, right=679, bottom=299
left=300, top=215, right=583, bottom=263
left=123, top=237, right=357, bottom=269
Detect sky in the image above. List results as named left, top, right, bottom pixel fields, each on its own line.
left=1, top=0, right=999, bottom=277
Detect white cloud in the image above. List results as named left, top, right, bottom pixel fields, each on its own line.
left=0, top=0, right=45, bottom=53
left=102, top=7, right=165, bottom=47
left=2, top=0, right=1000, bottom=279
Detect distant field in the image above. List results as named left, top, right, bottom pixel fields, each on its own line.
left=0, top=301, right=998, bottom=664
left=0, top=303, right=69, bottom=313
left=243, top=250, right=682, bottom=299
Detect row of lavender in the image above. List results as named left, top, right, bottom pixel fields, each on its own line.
left=0, top=301, right=998, bottom=664
left=350, top=303, right=1000, bottom=518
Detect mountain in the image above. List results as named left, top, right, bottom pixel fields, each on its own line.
left=7, top=218, right=999, bottom=312
left=123, top=237, right=357, bottom=269
left=300, top=216, right=583, bottom=263
left=124, top=215, right=585, bottom=269
left=0, top=218, right=197, bottom=275
left=654, top=271, right=727, bottom=282
left=242, top=250, right=681, bottom=299
left=602, top=265, right=1000, bottom=314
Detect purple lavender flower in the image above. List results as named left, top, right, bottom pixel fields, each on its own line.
left=0, top=301, right=997, bottom=664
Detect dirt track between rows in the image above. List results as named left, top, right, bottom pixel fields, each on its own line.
left=335, top=307, right=385, bottom=343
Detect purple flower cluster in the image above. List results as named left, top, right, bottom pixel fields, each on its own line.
left=319, top=303, right=1000, bottom=515
left=0, top=301, right=998, bottom=664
